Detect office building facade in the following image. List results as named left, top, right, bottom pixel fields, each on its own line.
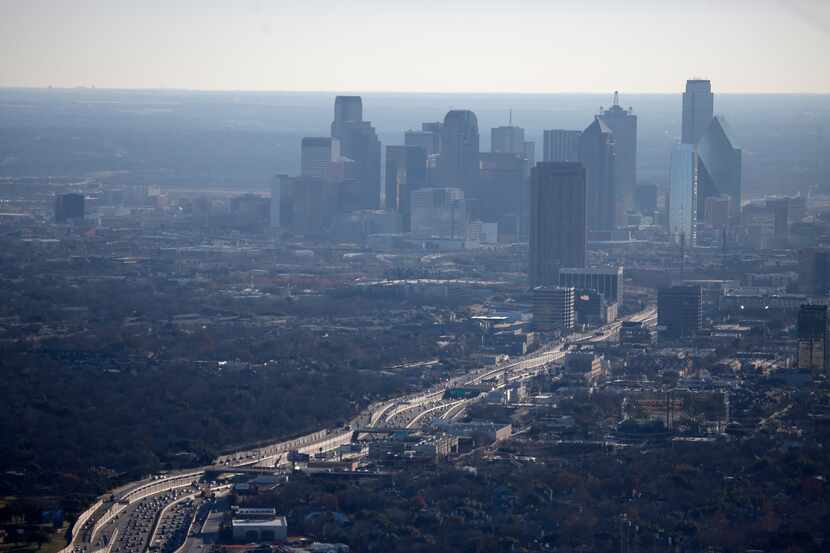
left=439, top=110, right=480, bottom=194
left=543, top=129, right=581, bottom=162
left=529, top=162, right=587, bottom=287
left=579, top=118, right=616, bottom=231
left=491, top=126, right=525, bottom=155
left=559, top=266, right=624, bottom=304
left=301, top=137, right=340, bottom=180
left=330, top=96, right=381, bottom=210
left=681, top=79, right=714, bottom=145
left=598, top=92, right=637, bottom=213
left=410, top=187, right=468, bottom=239
left=668, top=143, right=698, bottom=246
left=798, top=304, right=829, bottom=379
left=657, top=285, right=703, bottom=339
left=697, top=115, right=742, bottom=220
left=533, top=286, right=575, bottom=333
left=385, top=145, right=427, bottom=230
left=54, top=193, right=85, bottom=223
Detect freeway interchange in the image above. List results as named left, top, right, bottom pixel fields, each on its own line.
left=60, top=306, right=655, bottom=553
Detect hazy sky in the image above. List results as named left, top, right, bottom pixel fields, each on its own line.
left=1, top=0, right=829, bottom=93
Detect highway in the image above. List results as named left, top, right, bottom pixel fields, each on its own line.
left=59, top=305, right=656, bottom=553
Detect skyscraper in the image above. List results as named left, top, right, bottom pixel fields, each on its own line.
left=543, top=130, right=581, bottom=162
left=439, top=110, right=480, bottom=194
left=54, top=193, right=85, bottom=223
left=579, top=118, right=616, bottom=231
left=799, top=249, right=830, bottom=296
left=696, top=115, right=742, bottom=220
left=529, top=162, right=587, bottom=287
left=681, top=79, right=714, bottom=145
left=533, top=286, right=575, bottom=333
left=410, top=187, right=468, bottom=239
left=657, top=285, right=702, bottom=339
left=301, top=137, right=340, bottom=180
left=385, top=145, right=427, bottom=230
left=330, top=96, right=381, bottom=210
left=491, top=126, right=525, bottom=155
left=797, top=304, right=829, bottom=379
left=668, top=143, right=698, bottom=246
left=598, top=92, right=637, bottom=213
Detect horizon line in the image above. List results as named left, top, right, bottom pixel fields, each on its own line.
left=1, top=85, right=829, bottom=96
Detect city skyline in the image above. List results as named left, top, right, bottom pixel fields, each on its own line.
left=1, top=1, right=829, bottom=93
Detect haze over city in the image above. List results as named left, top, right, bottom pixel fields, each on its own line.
left=2, top=0, right=830, bottom=93
left=2, top=2, right=830, bottom=553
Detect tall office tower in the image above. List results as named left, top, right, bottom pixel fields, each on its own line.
left=278, top=176, right=341, bottom=236
left=704, top=195, right=731, bottom=228
left=668, top=143, right=698, bottom=246
left=491, top=126, right=525, bottom=155
left=798, top=304, right=829, bottom=379
left=657, top=285, right=703, bottom=339
left=579, top=118, right=616, bottom=230
left=598, top=92, right=637, bottom=213
left=410, top=187, right=468, bottom=239
left=529, top=162, right=587, bottom=287
left=301, top=137, right=340, bottom=179
left=681, top=79, right=714, bottom=145
left=439, top=110, right=480, bottom=194
left=532, top=286, right=575, bottom=333
left=385, top=145, right=427, bottom=230
left=54, top=193, right=85, bottom=223
left=799, top=248, right=830, bottom=295
left=523, top=141, right=536, bottom=168
left=634, top=183, right=658, bottom=213
left=697, top=115, right=742, bottom=220
left=331, top=96, right=363, bottom=134
left=543, top=130, right=582, bottom=162
left=767, top=197, right=790, bottom=247
left=558, top=266, right=624, bottom=305
left=479, top=152, right=526, bottom=235
left=270, top=175, right=285, bottom=228
left=405, top=129, right=440, bottom=157
left=330, top=96, right=381, bottom=210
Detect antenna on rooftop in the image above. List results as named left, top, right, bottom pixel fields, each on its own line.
left=508, top=109, right=512, bottom=126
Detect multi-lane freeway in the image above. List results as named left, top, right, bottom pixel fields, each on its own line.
left=59, top=305, right=656, bottom=553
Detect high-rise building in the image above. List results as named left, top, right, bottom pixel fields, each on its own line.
left=797, top=304, right=829, bottom=379
left=54, top=193, right=85, bottom=223
left=301, top=137, right=340, bottom=179
left=385, top=145, right=427, bottom=230
left=278, top=176, right=342, bottom=237
left=405, top=127, right=441, bottom=157
left=767, top=197, right=790, bottom=247
left=668, top=143, right=698, bottom=246
left=410, top=187, right=468, bottom=239
left=270, top=175, right=284, bottom=228
left=543, top=130, right=581, bottom=162
left=330, top=96, right=381, bottom=210
left=533, top=286, right=575, bottom=333
left=598, top=92, right=637, bottom=213
left=634, top=183, right=658, bottom=214
left=799, top=249, right=830, bottom=296
left=478, top=152, right=526, bottom=230
left=681, top=79, right=714, bottom=145
left=523, top=141, right=536, bottom=169
left=704, top=195, right=731, bottom=229
left=657, top=285, right=703, bottom=339
left=697, top=115, right=742, bottom=220
left=579, top=118, right=616, bottom=231
left=558, top=266, right=624, bottom=305
left=529, top=162, right=587, bottom=287
left=491, top=126, right=525, bottom=155
left=439, top=110, right=480, bottom=194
